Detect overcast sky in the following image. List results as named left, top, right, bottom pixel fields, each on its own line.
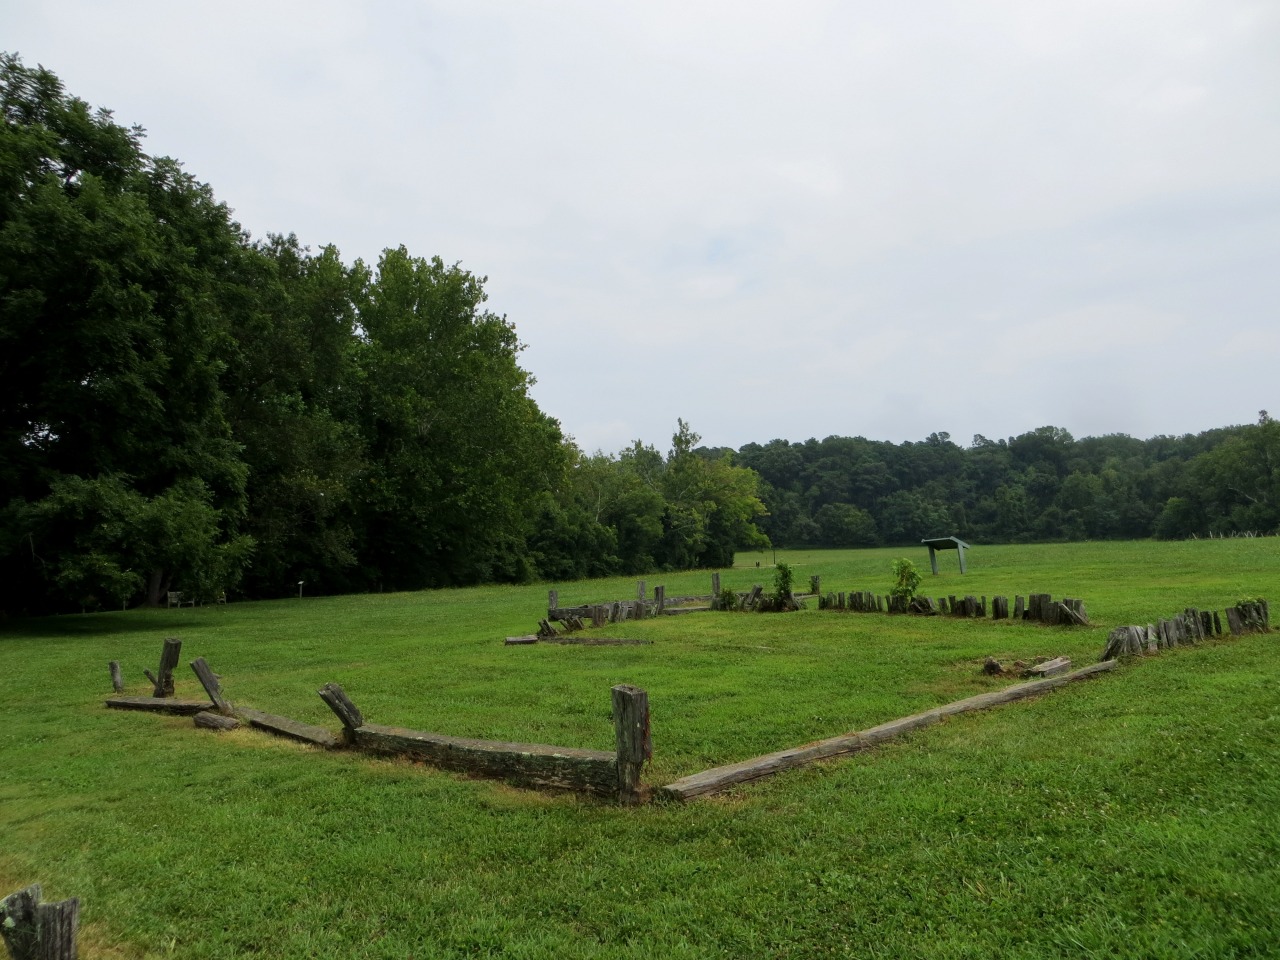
left=5, top=1, right=1278, bottom=455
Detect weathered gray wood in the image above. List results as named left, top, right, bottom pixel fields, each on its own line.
left=547, top=590, right=558, bottom=614
left=659, top=662, right=1117, bottom=800
left=106, top=696, right=212, bottom=714
left=1024, top=657, right=1072, bottom=678
left=1, top=884, right=42, bottom=960
left=655, top=585, right=666, bottom=615
left=1226, top=606, right=1243, bottom=635
left=1014, top=596, right=1025, bottom=620
left=317, top=682, right=364, bottom=731
left=613, top=684, right=651, bottom=804
left=1213, top=610, right=1222, bottom=635
left=151, top=637, right=182, bottom=698
left=108, top=661, right=123, bottom=694
left=1145, top=624, right=1158, bottom=653
left=504, top=635, right=539, bottom=645
left=710, top=573, right=720, bottom=598
left=189, top=657, right=234, bottom=716
left=352, top=723, right=618, bottom=794
left=237, top=708, right=339, bottom=749
left=194, top=710, right=240, bottom=732
left=1, top=884, right=81, bottom=960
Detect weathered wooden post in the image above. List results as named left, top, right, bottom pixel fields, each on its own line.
left=810, top=575, right=821, bottom=596
left=637, top=580, right=646, bottom=600
left=190, top=657, right=234, bottom=716
left=547, top=590, right=558, bottom=616
left=612, top=684, right=650, bottom=804
left=144, top=637, right=181, bottom=698
left=1, top=884, right=80, bottom=960
left=108, top=661, right=124, bottom=694
left=655, top=585, right=666, bottom=615
left=318, top=682, right=365, bottom=745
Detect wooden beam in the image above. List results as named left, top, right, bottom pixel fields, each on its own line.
left=237, top=708, right=339, bottom=749
left=350, top=723, right=617, bottom=795
left=108, top=660, right=123, bottom=694
left=194, top=710, right=241, bottom=732
left=658, top=661, right=1117, bottom=801
left=106, top=696, right=212, bottom=715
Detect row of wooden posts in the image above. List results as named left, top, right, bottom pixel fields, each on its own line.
left=1100, top=599, right=1270, bottom=660
left=106, top=639, right=653, bottom=804
left=816, top=588, right=1089, bottom=624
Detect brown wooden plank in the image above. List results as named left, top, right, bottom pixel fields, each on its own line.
left=237, top=708, right=339, bottom=749
left=106, top=696, right=212, bottom=714
left=194, top=710, right=241, bottom=731
left=658, top=661, right=1117, bottom=800
left=190, top=657, right=234, bottom=715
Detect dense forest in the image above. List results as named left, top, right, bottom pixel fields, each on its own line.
left=2, top=56, right=1276, bottom=615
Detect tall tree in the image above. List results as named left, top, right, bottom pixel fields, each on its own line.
left=0, top=55, right=250, bottom=612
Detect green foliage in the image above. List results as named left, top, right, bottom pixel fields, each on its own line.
left=717, top=585, right=740, bottom=611
left=772, top=560, right=794, bottom=601
left=890, top=557, right=921, bottom=601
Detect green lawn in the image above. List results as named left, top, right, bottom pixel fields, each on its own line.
left=1, top=540, right=1277, bottom=958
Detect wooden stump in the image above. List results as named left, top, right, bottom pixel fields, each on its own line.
left=148, top=637, right=181, bottom=698
left=108, top=661, right=123, bottom=694
left=1014, top=595, right=1025, bottom=620
left=612, top=684, right=651, bottom=804
left=1, top=884, right=80, bottom=960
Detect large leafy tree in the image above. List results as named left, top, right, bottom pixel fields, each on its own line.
left=351, top=248, right=566, bottom=589
left=0, top=55, right=250, bottom=612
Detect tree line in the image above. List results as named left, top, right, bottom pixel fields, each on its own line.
left=725, top=416, right=1278, bottom=551
left=2, top=56, right=1274, bottom=615
left=0, top=56, right=766, bottom=614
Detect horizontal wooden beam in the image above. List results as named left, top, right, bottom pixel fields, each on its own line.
left=237, top=708, right=339, bottom=749
left=352, top=723, right=618, bottom=795
left=658, top=661, right=1117, bottom=801
left=105, top=696, right=212, bottom=715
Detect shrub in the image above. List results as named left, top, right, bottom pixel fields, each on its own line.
left=890, top=558, right=921, bottom=602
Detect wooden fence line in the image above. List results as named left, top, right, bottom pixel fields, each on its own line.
left=1101, top=599, right=1269, bottom=660
left=659, top=661, right=1118, bottom=801
left=104, top=641, right=650, bottom=802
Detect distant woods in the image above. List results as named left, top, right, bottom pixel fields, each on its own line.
left=731, top=415, right=1280, bottom=551
left=1, top=56, right=1275, bottom=615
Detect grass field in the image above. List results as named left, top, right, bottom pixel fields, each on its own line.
left=2, top=540, right=1278, bottom=958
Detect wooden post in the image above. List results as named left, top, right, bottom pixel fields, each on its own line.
left=810, top=575, right=821, bottom=596
left=1, top=884, right=80, bottom=960
left=147, top=637, right=181, bottom=698
left=190, top=657, right=234, bottom=716
left=928, top=546, right=939, bottom=575
left=108, top=661, right=123, bottom=694
left=637, top=580, right=646, bottom=600
left=612, top=684, right=650, bottom=804
left=547, top=590, right=558, bottom=615
left=318, top=682, right=364, bottom=740
left=957, top=544, right=967, bottom=574
left=1014, top=595, right=1025, bottom=620
left=655, top=585, right=666, bottom=615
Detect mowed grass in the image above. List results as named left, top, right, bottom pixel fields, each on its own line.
left=1, top=539, right=1277, bottom=958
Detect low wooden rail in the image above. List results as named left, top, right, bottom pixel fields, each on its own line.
left=658, top=662, right=1117, bottom=801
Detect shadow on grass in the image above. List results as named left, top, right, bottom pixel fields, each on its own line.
left=0, top=607, right=226, bottom=640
